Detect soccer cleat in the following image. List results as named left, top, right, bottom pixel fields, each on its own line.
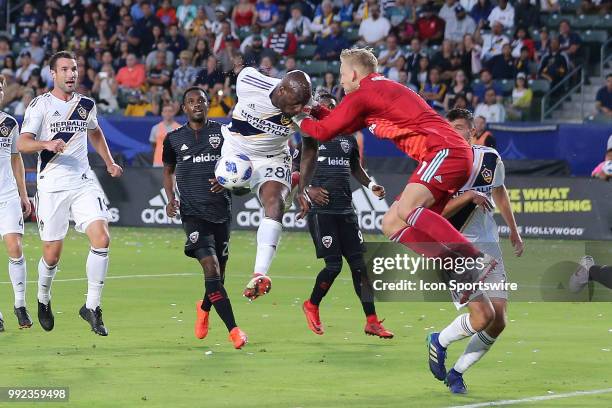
left=194, top=300, right=210, bottom=339
left=14, top=306, right=33, bottom=329
left=569, top=256, right=594, bottom=293
left=302, top=300, right=324, bottom=335
left=79, top=304, right=108, bottom=336
left=38, top=300, right=54, bottom=331
left=228, top=327, right=248, bottom=349
left=427, top=332, right=447, bottom=381
left=243, top=273, right=272, bottom=300
left=364, top=318, right=394, bottom=339
left=445, top=368, right=468, bottom=394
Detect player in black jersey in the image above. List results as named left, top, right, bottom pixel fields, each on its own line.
left=293, top=93, right=394, bottom=338
left=162, top=87, right=247, bottom=349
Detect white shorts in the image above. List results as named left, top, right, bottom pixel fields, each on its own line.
left=0, top=197, right=24, bottom=238
left=35, top=183, right=109, bottom=241
left=221, top=143, right=292, bottom=195
left=452, top=260, right=508, bottom=310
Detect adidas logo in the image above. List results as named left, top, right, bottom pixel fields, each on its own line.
left=52, top=111, right=61, bottom=117
left=180, top=144, right=189, bottom=151
left=141, top=188, right=181, bottom=225
left=318, top=145, right=326, bottom=150
left=236, top=196, right=305, bottom=228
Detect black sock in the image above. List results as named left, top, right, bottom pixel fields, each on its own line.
left=201, top=264, right=226, bottom=312
left=348, top=255, right=376, bottom=317
left=589, top=265, right=612, bottom=289
left=205, top=278, right=237, bottom=332
left=310, top=256, right=342, bottom=306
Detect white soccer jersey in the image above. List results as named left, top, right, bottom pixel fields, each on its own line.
left=449, top=145, right=505, bottom=257
left=0, top=111, right=20, bottom=202
left=227, top=67, right=295, bottom=157
left=21, top=92, right=99, bottom=192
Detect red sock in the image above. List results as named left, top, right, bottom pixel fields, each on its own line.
left=366, top=314, right=378, bottom=324
left=392, top=207, right=481, bottom=259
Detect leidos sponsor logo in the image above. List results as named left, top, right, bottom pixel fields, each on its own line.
left=352, top=182, right=389, bottom=231
left=142, top=188, right=181, bottom=225
left=237, top=197, right=306, bottom=228
left=184, top=153, right=221, bottom=163
left=317, top=156, right=350, bottom=166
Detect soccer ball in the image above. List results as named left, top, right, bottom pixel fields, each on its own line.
left=603, top=160, right=612, bottom=176
left=215, top=154, right=253, bottom=190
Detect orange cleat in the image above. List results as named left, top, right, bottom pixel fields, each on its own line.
left=243, top=273, right=272, bottom=300
left=194, top=300, right=209, bottom=339
left=302, top=300, right=324, bottom=335
left=364, top=318, right=394, bottom=339
left=228, top=327, right=248, bottom=349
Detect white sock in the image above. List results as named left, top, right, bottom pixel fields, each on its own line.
left=254, top=217, right=282, bottom=276
left=454, top=331, right=497, bottom=373
left=9, top=256, right=27, bottom=308
left=37, top=258, right=57, bottom=305
left=438, top=313, right=476, bottom=348
left=86, top=247, right=109, bottom=309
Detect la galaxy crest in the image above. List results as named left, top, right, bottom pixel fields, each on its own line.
left=0, top=125, right=9, bottom=137
left=280, top=114, right=292, bottom=126
left=481, top=167, right=493, bottom=184
left=77, top=106, right=87, bottom=119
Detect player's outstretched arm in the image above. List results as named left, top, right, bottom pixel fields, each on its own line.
left=351, top=155, right=385, bottom=199
left=17, top=133, right=66, bottom=154
left=10, top=153, right=31, bottom=218
left=296, top=135, right=319, bottom=219
left=492, top=185, right=524, bottom=257
left=296, top=93, right=366, bottom=142
left=88, top=126, right=123, bottom=177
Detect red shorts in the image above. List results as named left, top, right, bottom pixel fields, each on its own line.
left=407, top=147, right=473, bottom=214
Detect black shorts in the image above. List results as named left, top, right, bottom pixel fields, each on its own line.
left=182, top=216, right=230, bottom=266
left=307, top=212, right=365, bottom=259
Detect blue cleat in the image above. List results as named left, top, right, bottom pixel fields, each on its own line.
left=427, top=332, right=447, bottom=381
left=445, top=369, right=468, bottom=394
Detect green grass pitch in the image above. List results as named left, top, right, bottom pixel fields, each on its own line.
left=1, top=226, right=611, bottom=408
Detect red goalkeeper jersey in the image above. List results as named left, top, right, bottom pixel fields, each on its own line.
left=301, top=73, right=469, bottom=162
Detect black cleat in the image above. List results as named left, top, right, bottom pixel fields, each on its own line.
left=14, top=307, right=33, bottom=329
left=79, top=305, right=108, bottom=336
left=38, top=301, right=55, bottom=331
left=0, top=317, right=4, bottom=332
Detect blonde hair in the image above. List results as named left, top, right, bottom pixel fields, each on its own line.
left=340, top=48, right=378, bottom=74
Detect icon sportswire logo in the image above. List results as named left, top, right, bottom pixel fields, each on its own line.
left=141, top=188, right=181, bottom=225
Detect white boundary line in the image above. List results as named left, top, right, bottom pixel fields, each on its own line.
left=447, top=387, right=612, bottom=408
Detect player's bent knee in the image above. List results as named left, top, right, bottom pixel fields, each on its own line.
left=3, top=235, right=23, bottom=258
left=381, top=207, right=405, bottom=238
left=470, top=302, right=496, bottom=331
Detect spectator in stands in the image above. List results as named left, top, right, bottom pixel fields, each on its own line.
left=146, top=39, right=175, bottom=71
left=477, top=20, right=510, bottom=62
left=538, top=37, right=569, bottom=90
left=208, top=83, right=235, bottom=117
left=378, top=35, right=403, bottom=70
left=311, top=0, right=336, bottom=39
left=415, top=2, right=445, bottom=45
left=405, top=38, right=423, bottom=79
left=462, top=34, right=482, bottom=79
left=15, top=51, right=39, bottom=85
left=386, top=56, right=407, bottom=82
left=355, top=0, right=379, bottom=24
left=558, top=20, right=582, bottom=65
left=359, top=5, right=391, bottom=46
left=225, top=52, right=245, bottom=92
left=267, top=21, right=298, bottom=57
left=2, top=56, right=16, bottom=77
left=411, top=54, right=430, bottom=89
left=444, top=69, right=473, bottom=111
left=514, top=0, right=539, bottom=31
left=157, top=0, right=178, bottom=26
left=192, top=38, right=212, bottom=67
left=472, top=115, right=496, bottom=147
left=172, top=51, right=198, bottom=95
left=233, top=0, right=257, bottom=29
left=188, top=7, right=212, bottom=37
left=579, top=0, right=611, bottom=15
left=538, top=0, right=560, bottom=14
left=0, top=37, right=11, bottom=67
left=506, top=72, right=533, bottom=120
left=488, top=43, right=516, bottom=79
left=17, top=2, right=40, bottom=40
left=386, top=0, right=416, bottom=29
left=135, top=2, right=161, bottom=55
left=431, top=40, right=454, bottom=80
left=166, top=24, right=189, bottom=57
left=259, top=55, right=278, bottom=77
left=256, top=0, right=280, bottom=29
left=314, top=21, right=349, bottom=61
left=212, top=6, right=232, bottom=37
left=445, top=5, right=477, bottom=45
left=535, top=26, right=551, bottom=64
left=419, top=67, right=447, bottom=112
left=218, top=39, right=241, bottom=73
left=13, top=88, right=35, bottom=116
left=487, top=0, right=514, bottom=29
left=92, top=65, right=119, bottom=114
left=316, top=72, right=341, bottom=98
left=591, top=135, right=612, bottom=180
left=116, top=54, right=146, bottom=91
left=515, top=46, right=534, bottom=78
left=177, top=0, right=198, bottom=29
left=124, top=92, right=155, bottom=116
left=286, top=4, right=312, bottom=43
left=214, top=21, right=241, bottom=54
left=472, top=68, right=503, bottom=105
left=241, top=24, right=262, bottom=54
left=451, top=94, right=470, bottom=110
left=338, top=0, right=355, bottom=26
left=244, top=34, right=277, bottom=66
left=278, top=56, right=297, bottom=77
left=147, top=51, right=172, bottom=93
left=511, top=26, right=535, bottom=60
left=475, top=88, right=506, bottom=122
left=594, top=74, right=612, bottom=119
left=194, top=55, right=225, bottom=91
left=150, top=104, right=181, bottom=167
left=470, top=0, right=494, bottom=27
left=22, top=32, right=45, bottom=66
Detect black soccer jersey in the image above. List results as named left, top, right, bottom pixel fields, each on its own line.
left=162, top=120, right=230, bottom=223
left=293, top=135, right=360, bottom=214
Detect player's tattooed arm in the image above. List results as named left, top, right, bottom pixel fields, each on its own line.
left=17, top=133, right=66, bottom=154
left=492, top=185, right=524, bottom=257
left=88, top=126, right=123, bottom=177
left=296, top=135, right=319, bottom=219
left=163, top=164, right=179, bottom=218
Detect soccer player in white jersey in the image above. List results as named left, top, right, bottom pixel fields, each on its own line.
left=0, top=74, right=33, bottom=332
left=225, top=67, right=316, bottom=300
left=427, top=108, right=524, bottom=394
left=17, top=51, right=123, bottom=336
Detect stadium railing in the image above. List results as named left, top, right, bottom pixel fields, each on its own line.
left=540, top=64, right=585, bottom=121
left=600, top=37, right=612, bottom=78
